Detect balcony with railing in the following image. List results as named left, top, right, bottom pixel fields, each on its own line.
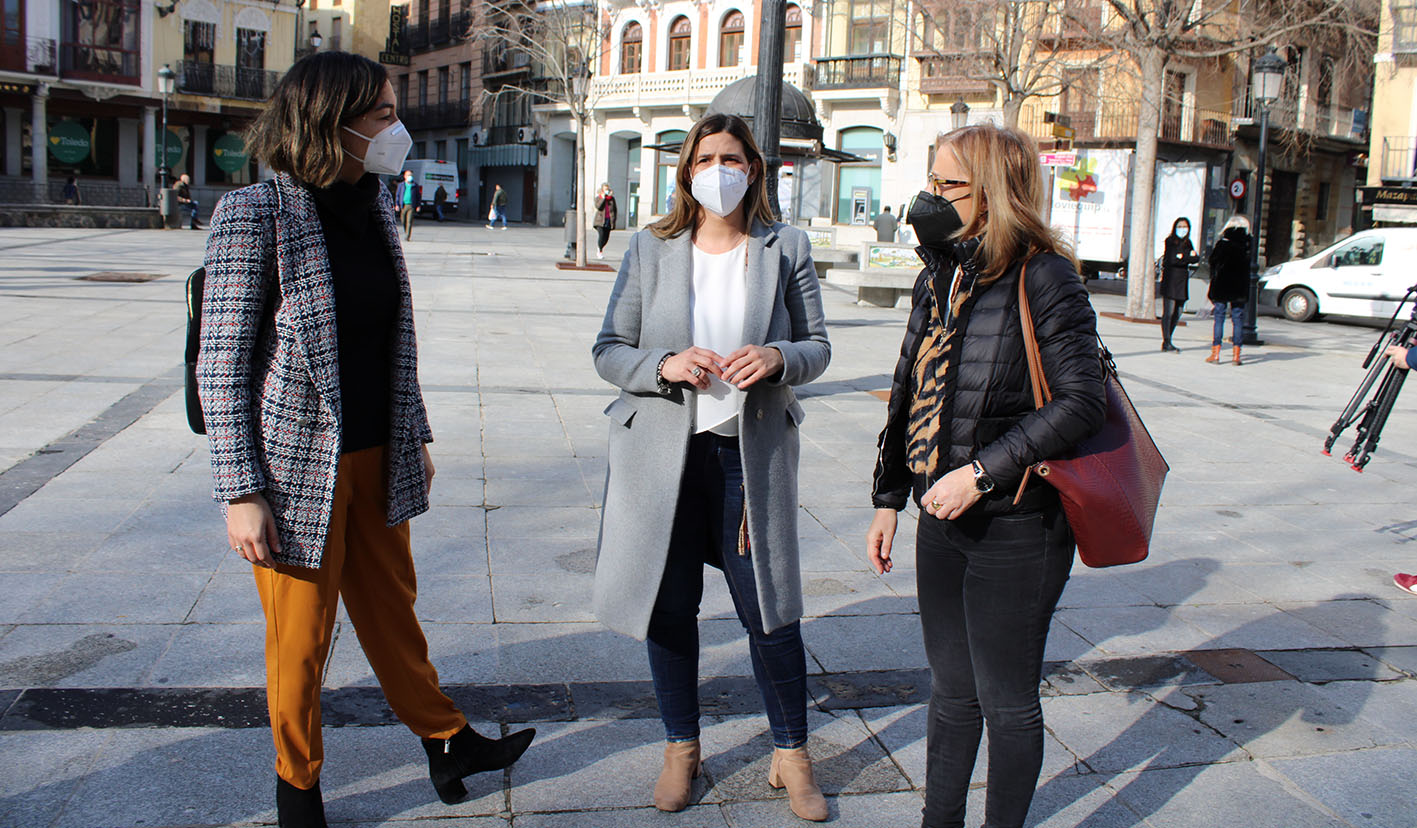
left=1, top=35, right=57, bottom=75
left=175, top=61, right=282, bottom=101
left=812, top=53, right=901, bottom=90
left=1380, top=137, right=1417, bottom=184
left=402, top=99, right=473, bottom=130
left=589, top=63, right=812, bottom=110
left=914, top=54, right=991, bottom=97
left=60, top=41, right=140, bottom=84
left=1232, top=94, right=1368, bottom=143
left=484, top=46, right=534, bottom=77
left=1018, top=101, right=1236, bottom=147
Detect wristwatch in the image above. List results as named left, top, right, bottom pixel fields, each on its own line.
left=971, top=460, right=995, bottom=494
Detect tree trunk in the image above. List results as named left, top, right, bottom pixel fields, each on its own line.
left=575, top=115, right=588, bottom=268
left=1002, top=96, right=1022, bottom=128
left=1125, top=47, right=1165, bottom=320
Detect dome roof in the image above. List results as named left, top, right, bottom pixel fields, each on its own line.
left=706, top=76, right=823, bottom=143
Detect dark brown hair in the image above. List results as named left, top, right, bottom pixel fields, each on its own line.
left=650, top=113, right=777, bottom=239
left=244, top=52, right=389, bottom=188
left=936, top=123, right=1076, bottom=284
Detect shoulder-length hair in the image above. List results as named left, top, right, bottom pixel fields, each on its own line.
left=245, top=52, right=388, bottom=188
left=936, top=123, right=1075, bottom=284
left=650, top=113, right=777, bottom=239
left=1168, top=216, right=1191, bottom=238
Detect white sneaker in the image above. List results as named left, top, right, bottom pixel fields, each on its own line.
left=596, top=250, right=604, bottom=259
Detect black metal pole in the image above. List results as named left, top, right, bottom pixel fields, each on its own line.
left=1243, top=106, right=1269, bottom=346
left=160, top=93, right=170, bottom=191
left=753, top=0, right=785, bottom=219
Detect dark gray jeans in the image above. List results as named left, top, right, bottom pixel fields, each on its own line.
left=916, top=504, right=1074, bottom=828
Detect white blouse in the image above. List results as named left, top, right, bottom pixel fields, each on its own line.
left=690, top=240, right=748, bottom=436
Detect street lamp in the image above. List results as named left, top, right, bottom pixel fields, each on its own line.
left=310, top=29, right=323, bottom=49
left=157, top=63, right=176, bottom=191
left=1243, top=48, right=1285, bottom=346
left=951, top=99, right=970, bottom=131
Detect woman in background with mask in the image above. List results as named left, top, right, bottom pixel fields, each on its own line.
left=865, top=123, right=1105, bottom=828
left=591, top=113, right=831, bottom=821
left=200, top=52, right=534, bottom=827
left=1159, top=216, right=1199, bottom=352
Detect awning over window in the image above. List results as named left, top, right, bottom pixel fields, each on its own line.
left=472, top=144, right=538, bottom=167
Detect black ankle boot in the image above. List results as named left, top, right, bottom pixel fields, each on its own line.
left=422, top=724, right=536, bottom=804
left=276, top=777, right=327, bottom=828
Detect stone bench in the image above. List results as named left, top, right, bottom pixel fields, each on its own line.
left=822, top=242, right=923, bottom=307
left=810, top=247, right=859, bottom=280
left=0, top=204, right=162, bottom=229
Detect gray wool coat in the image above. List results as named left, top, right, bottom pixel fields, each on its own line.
left=591, top=220, right=831, bottom=640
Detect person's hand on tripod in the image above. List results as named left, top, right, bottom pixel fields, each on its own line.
left=1385, top=344, right=1414, bottom=370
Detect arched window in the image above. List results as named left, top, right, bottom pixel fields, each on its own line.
left=656, top=129, right=688, bottom=215
left=718, top=11, right=744, bottom=67
left=668, top=15, right=691, bottom=71
left=784, top=4, right=802, bottom=62
left=836, top=126, right=884, bottom=224
left=620, top=21, right=642, bottom=74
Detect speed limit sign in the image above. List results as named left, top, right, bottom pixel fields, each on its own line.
left=1229, top=177, right=1247, bottom=200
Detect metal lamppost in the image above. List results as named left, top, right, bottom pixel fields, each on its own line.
left=1243, top=49, right=1285, bottom=346
left=752, top=0, right=786, bottom=217
left=310, top=29, right=323, bottom=50
left=157, top=64, right=176, bottom=190
left=950, top=99, right=969, bottom=131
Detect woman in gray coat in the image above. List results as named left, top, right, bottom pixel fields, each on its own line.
left=591, top=113, right=831, bottom=821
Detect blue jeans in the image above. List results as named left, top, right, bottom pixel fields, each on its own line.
left=916, top=505, right=1074, bottom=828
left=491, top=206, right=507, bottom=227
left=182, top=199, right=201, bottom=227
left=646, top=432, right=809, bottom=749
left=1212, top=302, right=1245, bottom=346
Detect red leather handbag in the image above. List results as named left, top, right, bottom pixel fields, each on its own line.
left=1014, top=265, right=1169, bottom=567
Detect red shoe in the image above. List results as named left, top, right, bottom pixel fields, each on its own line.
left=1395, top=573, right=1417, bottom=595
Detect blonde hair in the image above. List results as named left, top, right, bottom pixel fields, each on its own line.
left=1223, top=214, right=1251, bottom=233
left=936, top=123, right=1076, bottom=284
left=650, top=113, right=777, bottom=240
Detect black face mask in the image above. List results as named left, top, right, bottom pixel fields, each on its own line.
left=907, top=190, right=967, bottom=250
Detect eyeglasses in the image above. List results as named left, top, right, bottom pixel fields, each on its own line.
left=928, top=172, right=970, bottom=197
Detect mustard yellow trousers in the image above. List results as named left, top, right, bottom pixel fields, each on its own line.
left=253, top=446, right=465, bottom=789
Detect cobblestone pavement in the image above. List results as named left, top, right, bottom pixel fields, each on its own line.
left=1, top=221, right=1415, bottom=828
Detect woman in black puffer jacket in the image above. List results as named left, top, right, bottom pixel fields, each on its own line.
left=1206, top=215, right=1252, bottom=365
left=866, top=123, right=1106, bottom=828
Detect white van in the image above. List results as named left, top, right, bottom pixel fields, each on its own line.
left=1258, top=227, right=1417, bottom=322
left=400, top=159, right=460, bottom=216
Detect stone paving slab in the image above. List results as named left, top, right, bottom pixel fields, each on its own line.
left=3, top=225, right=1417, bottom=826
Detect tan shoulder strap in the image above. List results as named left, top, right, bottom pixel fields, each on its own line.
left=1017, top=261, right=1053, bottom=408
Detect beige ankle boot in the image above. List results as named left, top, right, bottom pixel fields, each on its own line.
left=768, top=747, right=828, bottom=821
left=653, top=740, right=701, bottom=812
left=1205, top=345, right=1221, bottom=363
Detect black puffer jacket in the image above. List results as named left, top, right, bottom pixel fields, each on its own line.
left=1207, top=227, right=1251, bottom=304
left=872, top=247, right=1107, bottom=515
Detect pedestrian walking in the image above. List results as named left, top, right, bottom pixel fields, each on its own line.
left=873, top=205, right=898, bottom=243
left=591, top=112, right=832, bottom=821
left=1381, top=341, right=1417, bottom=596
left=198, top=52, right=533, bottom=828
left=62, top=174, right=81, bottom=205
left=433, top=184, right=447, bottom=222
left=487, top=183, right=508, bottom=229
left=175, top=173, right=202, bottom=229
left=593, top=183, right=617, bottom=259
left=866, top=122, right=1106, bottom=828
left=1206, top=215, right=1252, bottom=365
left=396, top=169, right=418, bottom=240
left=1159, top=217, right=1199, bottom=352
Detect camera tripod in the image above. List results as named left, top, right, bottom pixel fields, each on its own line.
left=1324, top=286, right=1417, bottom=472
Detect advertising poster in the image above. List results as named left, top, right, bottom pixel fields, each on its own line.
left=1152, top=161, right=1207, bottom=260
left=1050, top=148, right=1133, bottom=263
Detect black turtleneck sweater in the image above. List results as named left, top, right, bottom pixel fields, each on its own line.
left=306, top=174, right=399, bottom=454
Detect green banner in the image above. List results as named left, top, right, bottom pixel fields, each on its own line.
left=156, top=128, right=184, bottom=169
left=48, top=120, right=91, bottom=164
left=211, top=133, right=249, bottom=173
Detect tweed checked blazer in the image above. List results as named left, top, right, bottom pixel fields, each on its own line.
left=197, top=173, right=434, bottom=569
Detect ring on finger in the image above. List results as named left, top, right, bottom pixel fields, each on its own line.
left=691, top=367, right=703, bottom=378
left=931, top=500, right=943, bottom=511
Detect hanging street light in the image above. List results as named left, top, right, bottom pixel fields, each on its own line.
left=950, top=99, right=970, bottom=131
left=157, top=63, right=176, bottom=191
left=1242, top=48, right=1286, bottom=346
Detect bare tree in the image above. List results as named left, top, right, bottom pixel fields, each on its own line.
left=912, top=0, right=1106, bottom=127
left=472, top=0, right=614, bottom=267
left=1068, top=0, right=1377, bottom=319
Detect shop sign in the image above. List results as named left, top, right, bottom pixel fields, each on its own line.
left=156, top=129, right=185, bottom=168
left=1360, top=186, right=1417, bottom=206
left=212, top=133, right=249, bottom=173
left=48, top=120, right=91, bottom=164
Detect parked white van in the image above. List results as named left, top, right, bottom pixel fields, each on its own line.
left=1258, top=227, right=1417, bottom=322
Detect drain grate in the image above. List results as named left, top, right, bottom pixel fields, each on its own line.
left=78, top=272, right=166, bottom=283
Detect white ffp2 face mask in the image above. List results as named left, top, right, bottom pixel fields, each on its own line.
left=1176, top=227, right=1189, bottom=238
left=343, top=121, right=413, bottom=176
left=691, top=164, right=751, bottom=217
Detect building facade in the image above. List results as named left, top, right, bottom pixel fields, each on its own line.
left=1364, top=0, right=1417, bottom=225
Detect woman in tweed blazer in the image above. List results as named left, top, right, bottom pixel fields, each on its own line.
left=197, top=53, right=532, bottom=828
